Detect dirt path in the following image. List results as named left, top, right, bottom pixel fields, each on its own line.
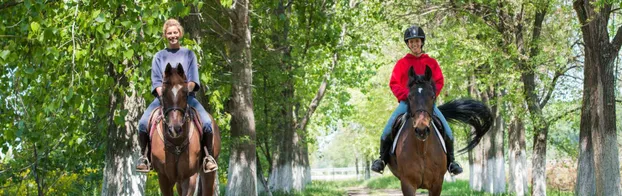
left=346, top=187, right=428, bottom=196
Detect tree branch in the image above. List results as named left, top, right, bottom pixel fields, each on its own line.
left=547, top=106, right=581, bottom=124
left=296, top=24, right=347, bottom=131
left=540, top=65, right=578, bottom=107
left=611, top=25, right=622, bottom=50
left=573, top=0, right=589, bottom=25
left=0, top=0, right=22, bottom=11
left=562, top=74, right=582, bottom=81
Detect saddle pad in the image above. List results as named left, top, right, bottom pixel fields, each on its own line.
left=391, top=114, right=447, bottom=154
left=148, top=106, right=203, bottom=140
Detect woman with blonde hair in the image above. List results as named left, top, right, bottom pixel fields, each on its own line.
left=135, top=19, right=216, bottom=173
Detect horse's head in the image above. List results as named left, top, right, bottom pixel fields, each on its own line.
left=407, top=66, right=437, bottom=141
left=161, top=63, right=189, bottom=138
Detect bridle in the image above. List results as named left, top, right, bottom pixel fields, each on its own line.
left=158, top=94, right=192, bottom=132
left=157, top=91, right=195, bottom=179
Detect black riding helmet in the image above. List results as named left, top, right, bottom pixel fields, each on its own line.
left=404, top=25, right=425, bottom=48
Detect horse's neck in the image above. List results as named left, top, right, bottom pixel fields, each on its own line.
left=400, top=125, right=427, bottom=156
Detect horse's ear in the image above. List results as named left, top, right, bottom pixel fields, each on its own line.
left=176, top=63, right=185, bottom=77
left=408, top=66, right=416, bottom=86
left=165, top=63, right=173, bottom=77
left=424, top=65, right=432, bottom=82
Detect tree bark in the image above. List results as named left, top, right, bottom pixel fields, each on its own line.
left=482, top=88, right=505, bottom=194
left=508, top=115, right=528, bottom=196
left=101, top=64, right=146, bottom=196
left=364, top=159, right=371, bottom=180
left=268, top=0, right=309, bottom=192
left=573, top=1, right=622, bottom=195
left=225, top=0, right=258, bottom=195
left=468, top=74, right=484, bottom=191
left=514, top=5, right=549, bottom=195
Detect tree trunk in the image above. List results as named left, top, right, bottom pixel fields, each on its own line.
left=573, top=1, right=622, bottom=195
left=364, top=159, right=371, bottom=180
left=268, top=1, right=309, bottom=192
left=225, top=0, right=258, bottom=195
left=355, top=157, right=359, bottom=179
left=483, top=92, right=505, bottom=194
left=257, top=152, right=272, bottom=196
left=468, top=74, right=484, bottom=191
left=469, top=130, right=485, bottom=191
left=530, top=122, right=548, bottom=196
left=575, top=103, right=595, bottom=195
left=101, top=68, right=146, bottom=196
left=508, top=115, right=528, bottom=196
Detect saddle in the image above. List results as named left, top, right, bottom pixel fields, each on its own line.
left=385, top=113, right=448, bottom=159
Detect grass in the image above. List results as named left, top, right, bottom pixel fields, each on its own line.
left=361, top=175, right=573, bottom=196
left=268, top=180, right=361, bottom=196
left=259, top=176, right=574, bottom=195
left=190, top=175, right=573, bottom=196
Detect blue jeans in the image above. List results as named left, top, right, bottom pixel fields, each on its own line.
left=138, top=96, right=213, bottom=134
left=380, top=101, right=453, bottom=141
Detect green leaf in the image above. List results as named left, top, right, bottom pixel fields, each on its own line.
left=121, top=21, right=132, bottom=27
left=123, top=49, right=134, bottom=60
left=114, top=115, right=124, bottom=125
left=0, top=50, right=9, bottom=60
left=95, top=13, right=106, bottom=23
left=30, top=21, right=40, bottom=32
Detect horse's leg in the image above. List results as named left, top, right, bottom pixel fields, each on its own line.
left=428, top=184, right=442, bottom=196
left=157, top=175, right=175, bottom=196
left=400, top=181, right=417, bottom=196
left=182, top=174, right=199, bottom=196
left=176, top=182, right=183, bottom=196
left=201, top=170, right=217, bottom=196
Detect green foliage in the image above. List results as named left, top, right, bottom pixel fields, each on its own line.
left=0, top=0, right=228, bottom=193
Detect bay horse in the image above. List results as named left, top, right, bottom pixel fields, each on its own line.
left=386, top=66, right=493, bottom=196
left=149, top=63, right=221, bottom=196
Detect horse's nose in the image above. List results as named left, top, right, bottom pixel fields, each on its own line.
left=174, top=125, right=182, bottom=133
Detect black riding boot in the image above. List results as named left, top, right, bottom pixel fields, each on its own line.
left=136, top=131, right=151, bottom=173
left=371, top=138, right=389, bottom=174
left=446, top=137, right=463, bottom=175
left=202, top=131, right=218, bottom=173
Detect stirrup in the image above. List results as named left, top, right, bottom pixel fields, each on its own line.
left=203, top=155, right=218, bottom=173
left=203, top=146, right=218, bottom=173
left=136, top=156, right=151, bottom=173
left=371, top=159, right=385, bottom=174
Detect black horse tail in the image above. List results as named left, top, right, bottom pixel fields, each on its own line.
left=438, top=99, right=493, bottom=154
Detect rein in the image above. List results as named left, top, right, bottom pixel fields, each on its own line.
left=157, top=104, right=195, bottom=180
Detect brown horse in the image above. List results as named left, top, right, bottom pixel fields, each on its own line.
left=386, top=66, right=492, bottom=196
left=149, top=63, right=221, bottom=196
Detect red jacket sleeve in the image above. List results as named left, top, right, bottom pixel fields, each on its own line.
left=430, top=59, right=444, bottom=97
left=390, top=60, right=409, bottom=102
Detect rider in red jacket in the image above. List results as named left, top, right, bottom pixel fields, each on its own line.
left=371, top=25, right=463, bottom=175
left=389, top=53, right=444, bottom=101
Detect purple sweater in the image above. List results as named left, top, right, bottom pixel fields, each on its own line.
left=151, top=47, right=201, bottom=97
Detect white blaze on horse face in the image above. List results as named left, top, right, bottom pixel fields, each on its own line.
left=418, top=88, right=423, bottom=94
left=171, top=85, right=183, bottom=98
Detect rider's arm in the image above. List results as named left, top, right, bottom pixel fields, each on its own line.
left=390, top=60, right=409, bottom=102
left=151, top=52, right=163, bottom=97
left=186, top=51, right=201, bottom=92
left=430, top=59, right=444, bottom=97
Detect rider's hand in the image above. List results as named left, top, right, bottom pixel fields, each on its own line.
left=187, top=82, right=196, bottom=92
